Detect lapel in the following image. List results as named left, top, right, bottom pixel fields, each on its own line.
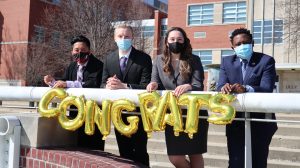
left=232, top=56, right=244, bottom=84
left=243, top=54, right=257, bottom=84
left=122, top=48, right=135, bottom=81
left=112, top=52, right=123, bottom=80
left=173, top=61, right=180, bottom=85
left=82, top=58, right=92, bottom=80
left=72, top=63, right=78, bottom=80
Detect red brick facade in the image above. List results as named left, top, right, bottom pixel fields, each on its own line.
left=20, top=146, right=141, bottom=168
left=168, top=0, right=245, bottom=49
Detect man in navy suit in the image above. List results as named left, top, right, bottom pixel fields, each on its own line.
left=217, top=28, right=277, bottom=168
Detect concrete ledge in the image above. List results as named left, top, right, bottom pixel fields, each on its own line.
left=0, top=112, right=77, bottom=147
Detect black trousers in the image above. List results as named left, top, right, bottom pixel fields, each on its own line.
left=77, top=125, right=105, bottom=150
left=115, top=114, right=149, bottom=167
left=226, top=113, right=277, bottom=168
left=69, top=107, right=105, bottom=150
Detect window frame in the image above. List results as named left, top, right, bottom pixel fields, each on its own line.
left=253, top=19, right=284, bottom=45
left=223, top=1, right=247, bottom=23
left=192, top=50, right=212, bottom=70
left=188, top=4, right=214, bottom=26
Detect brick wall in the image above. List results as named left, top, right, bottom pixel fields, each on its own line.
left=19, top=146, right=141, bottom=168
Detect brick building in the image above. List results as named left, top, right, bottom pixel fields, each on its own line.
left=167, top=0, right=300, bottom=92
left=0, top=0, right=167, bottom=86
left=1, top=0, right=299, bottom=92
left=0, top=0, right=53, bottom=86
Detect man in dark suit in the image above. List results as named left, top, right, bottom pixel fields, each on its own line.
left=217, top=28, right=277, bottom=168
left=101, top=25, right=152, bottom=166
left=44, top=35, right=104, bottom=150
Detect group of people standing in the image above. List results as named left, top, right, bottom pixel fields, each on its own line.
left=44, top=25, right=277, bottom=168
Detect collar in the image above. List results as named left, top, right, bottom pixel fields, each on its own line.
left=239, top=58, right=248, bottom=63
left=77, top=60, right=88, bottom=67
left=119, top=47, right=132, bottom=59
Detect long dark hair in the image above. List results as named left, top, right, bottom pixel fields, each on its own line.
left=162, top=27, right=193, bottom=80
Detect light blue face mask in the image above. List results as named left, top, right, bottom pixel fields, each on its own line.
left=234, top=44, right=253, bottom=60
left=116, top=39, right=132, bottom=51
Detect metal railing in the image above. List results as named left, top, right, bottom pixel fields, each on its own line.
left=0, top=86, right=300, bottom=168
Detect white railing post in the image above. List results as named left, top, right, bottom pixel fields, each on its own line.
left=245, top=112, right=252, bottom=168
left=0, top=116, right=21, bottom=168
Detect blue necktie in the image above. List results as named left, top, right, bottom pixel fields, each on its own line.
left=120, top=56, right=127, bottom=75
left=242, top=59, right=248, bottom=80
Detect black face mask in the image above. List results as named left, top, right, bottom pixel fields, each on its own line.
left=168, top=42, right=184, bottom=54
left=73, top=52, right=90, bottom=64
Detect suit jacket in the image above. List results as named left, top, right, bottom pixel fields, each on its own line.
left=101, top=47, right=152, bottom=89
left=217, top=52, right=277, bottom=120
left=61, top=54, right=103, bottom=88
left=217, top=52, right=276, bottom=92
left=151, top=54, right=204, bottom=91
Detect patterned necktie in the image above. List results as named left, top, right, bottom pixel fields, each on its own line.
left=120, top=56, right=127, bottom=75
left=77, top=65, right=84, bottom=82
left=242, top=59, right=248, bottom=80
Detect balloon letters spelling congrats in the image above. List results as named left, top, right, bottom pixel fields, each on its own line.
left=38, top=89, right=236, bottom=139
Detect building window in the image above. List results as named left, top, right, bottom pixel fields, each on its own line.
left=41, top=0, right=60, bottom=5
left=223, top=1, right=246, bottom=23
left=161, top=25, right=167, bottom=37
left=142, top=26, right=154, bottom=37
left=188, top=4, right=214, bottom=25
left=51, top=31, right=60, bottom=47
left=51, top=0, right=60, bottom=4
left=221, top=50, right=235, bottom=57
left=33, top=26, right=45, bottom=43
left=194, top=32, right=206, bottom=38
left=192, top=50, right=212, bottom=70
left=253, top=20, right=283, bottom=44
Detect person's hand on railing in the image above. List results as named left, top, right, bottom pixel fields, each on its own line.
left=146, top=82, right=158, bottom=92
left=231, top=83, right=246, bottom=93
left=173, top=84, right=192, bottom=97
left=221, top=83, right=232, bottom=94
left=52, top=80, right=67, bottom=88
left=106, top=75, right=128, bottom=90
left=221, top=83, right=246, bottom=94
left=44, top=75, right=54, bottom=86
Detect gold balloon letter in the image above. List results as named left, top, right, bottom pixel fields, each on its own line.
left=139, top=91, right=183, bottom=136
left=152, top=91, right=171, bottom=131
left=138, top=91, right=160, bottom=138
left=111, top=99, right=139, bottom=137
left=38, top=88, right=67, bottom=118
left=179, top=94, right=211, bottom=139
left=58, top=96, right=85, bottom=131
left=85, top=100, right=112, bottom=140
left=166, top=92, right=183, bottom=136
left=208, top=94, right=236, bottom=125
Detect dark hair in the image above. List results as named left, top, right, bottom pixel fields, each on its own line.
left=71, top=35, right=91, bottom=49
left=163, top=27, right=193, bottom=80
left=230, top=28, right=253, bottom=44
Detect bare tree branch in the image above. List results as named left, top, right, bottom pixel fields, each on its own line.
left=26, top=0, right=152, bottom=86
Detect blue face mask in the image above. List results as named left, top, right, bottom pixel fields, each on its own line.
left=234, top=44, right=253, bottom=60
left=116, top=39, right=132, bottom=51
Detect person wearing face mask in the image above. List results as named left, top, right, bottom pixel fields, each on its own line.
left=44, top=35, right=103, bottom=89
left=101, top=25, right=152, bottom=167
left=217, top=28, right=278, bottom=168
left=43, top=35, right=104, bottom=149
left=146, top=27, right=208, bottom=168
